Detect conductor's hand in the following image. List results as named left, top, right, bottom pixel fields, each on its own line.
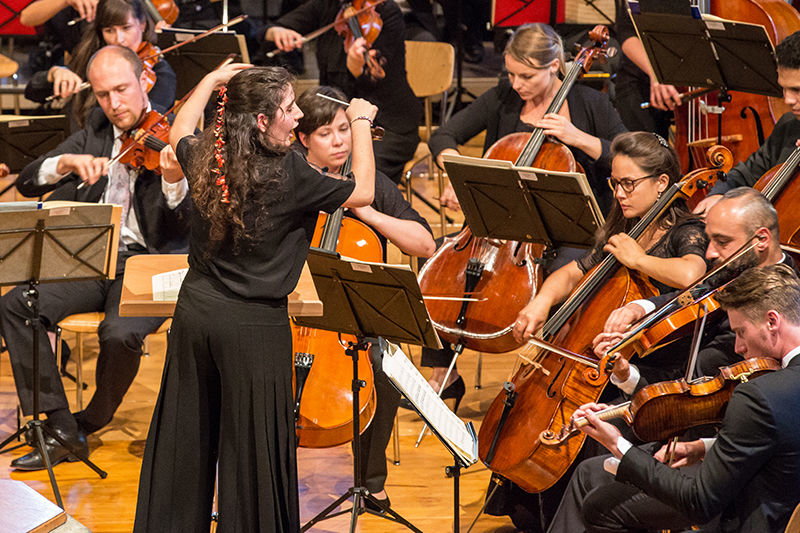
left=159, top=145, right=184, bottom=184
left=653, top=440, right=706, bottom=468
left=266, top=26, right=304, bottom=51
left=345, top=97, right=378, bottom=124
left=205, top=62, right=252, bottom=89
left=48, top=66, right=83, bottom=99
left=649, top=79, right=682, bottom=111
left=604, top=302, right=647, bottom=335
left=58, top=154, right=109, bottom=186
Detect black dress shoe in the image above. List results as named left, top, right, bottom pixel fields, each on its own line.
left=399, top=376, right=466, bottom=413
left=364, top=494, right=391, bottom=514
left=463, top=43, right=485, bottom=64
left=11, top=426, right=88, bottom=471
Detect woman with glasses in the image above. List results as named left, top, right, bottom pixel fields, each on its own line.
left=512, top=131, right=708, bottom=342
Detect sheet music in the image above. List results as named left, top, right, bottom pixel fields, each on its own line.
left=152, top=268, right=188, bottom=301
left=381, top=341, right=477, bottom=464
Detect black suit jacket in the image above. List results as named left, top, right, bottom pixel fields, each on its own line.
left=617, top=355, right=800, bottom=533
left=16, top=106, right=190, bottom=254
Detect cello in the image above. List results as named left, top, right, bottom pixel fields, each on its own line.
left=753, top=143, right=800, bottom=249
left=292, top=158, right=383, bottom=448
left=417, top=26, right=612, bottom=356
left=674, top=0, right=800, bottom=171
left=477, top=150, right=726, bottom=493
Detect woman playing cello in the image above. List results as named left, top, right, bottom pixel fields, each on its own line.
left=514, top=132, right=709, bottom=343
left=420, top=23, right=627, bottom=396
left=293, top=85, right=435, bottom=511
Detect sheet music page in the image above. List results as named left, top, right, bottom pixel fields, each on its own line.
left=381, top=341, right=477, bottom=464
left=152, top=268, right=188, bottom=301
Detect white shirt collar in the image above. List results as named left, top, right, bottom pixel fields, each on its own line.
left=783, top=345, right=800, bottom=368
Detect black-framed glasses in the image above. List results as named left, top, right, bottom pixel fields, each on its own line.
left=606, top=174, right=659, bottom=193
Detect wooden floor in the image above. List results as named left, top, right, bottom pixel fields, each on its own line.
left=0, top=171, right=522, bottom=532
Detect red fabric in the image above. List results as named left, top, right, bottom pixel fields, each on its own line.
left=0, top=0, right=36, bottom=35
left=492, top=0, right=565, bottom=28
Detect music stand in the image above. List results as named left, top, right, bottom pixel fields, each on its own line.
left=0, top=201, right=120, bottom=508
left=157, top=29, right=249, bottom=99
left=295, top=249, right=440, bottom=533
left=0, top=115, right=68, bottom=174
left=442, top=153, right=604, bottom=248
left=631, top=6, right=781, bottom=97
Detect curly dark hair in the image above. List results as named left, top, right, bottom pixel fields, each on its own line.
left=69, top=0, right=156, bottom=127
left=189, top=67, right=294, bottom=256
left=777, top=31, right=800, bottom=70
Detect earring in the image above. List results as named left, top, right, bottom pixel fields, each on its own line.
left=658, top=190, right=662, bottom=200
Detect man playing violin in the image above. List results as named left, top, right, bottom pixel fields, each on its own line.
left=695, top=30, right=800, bottom=213
left=4, top=44, right=190, bottom=471
left=595, top=187, right=794, bottom=392
left=262, top=0, right=421, bottom=184
left=549, top=263, right=800, bottom=533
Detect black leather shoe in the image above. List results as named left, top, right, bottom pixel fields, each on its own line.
left=11, top=426, right=88, bottom=471
left=464, top=43, right=485, bottom=64
left=364, top=494, right=391, bottom=514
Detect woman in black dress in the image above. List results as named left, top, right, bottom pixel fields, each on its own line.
left=133, top=64, right=377, bottom=532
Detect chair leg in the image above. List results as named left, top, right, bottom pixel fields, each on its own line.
left=76, top=332, right=84, bottom=411
left=474, top=351, right=483, bottom=390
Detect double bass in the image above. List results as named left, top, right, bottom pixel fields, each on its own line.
left=674, top=0, right=800, bottom=171
left=417, top=26, right=613, bottom=356
left=477, top=149, right=727, bottom=493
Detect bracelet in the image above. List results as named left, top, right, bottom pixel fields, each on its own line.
left=350, top=116, right=374, bottom=127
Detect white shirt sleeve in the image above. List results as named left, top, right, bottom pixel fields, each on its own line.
left=36, top=156, right=65, bottom=186
left=701, top=437, right=716, bottom=455
left=630, top=299, right=657, bottom=314
left=603, top=436, right=634, bottom=475
left=161, top=177, right=189, bottom=209
left=610, top=363, right=641, bottom=395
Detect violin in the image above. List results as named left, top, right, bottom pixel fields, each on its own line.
left=563, top=357, right=780, bottom=443
left=334, top=0, right=386, bottom=80
left=137, top=42, right=162, bottom=93
left=118, top=109, right=171, bottom=174
left=142, top=0, right=179, bottom=26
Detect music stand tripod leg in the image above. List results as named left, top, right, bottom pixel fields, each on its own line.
left=301, top=339, right=421, bottom=533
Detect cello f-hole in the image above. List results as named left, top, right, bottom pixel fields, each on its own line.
left=546, top=359, right=567, bottom=398
left=740, top=106, right=765, bottom=147
left=453, top=232, right=474, bottom=252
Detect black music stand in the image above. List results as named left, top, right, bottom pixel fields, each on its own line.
left=0, top=201, right=120, bottom=508
left=295, top=249, right=440, bottom=533
left=442, top=153, right=604, bottom=248
left=0, top=116, right=68, bottom=173
left=157, top=29, right=249, bottom=99
left=631, top=5, right=781, bottom=97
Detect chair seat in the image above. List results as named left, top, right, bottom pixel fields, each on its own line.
left=58, top=312, right=170, bottom=334
left=58, top=312, right=104, bottom=333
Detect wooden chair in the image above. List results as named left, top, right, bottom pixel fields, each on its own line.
left=403, top=40, right=455, bottom=237
left=786, top=502, right=800, bottom=533
left=55, top=312, right=170, bottom=410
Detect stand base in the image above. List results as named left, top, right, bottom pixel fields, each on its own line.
left=301, top=485, right=421, bottom=533
left=0, top=419, right=107, bottom=509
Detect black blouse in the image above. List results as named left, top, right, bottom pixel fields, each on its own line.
left=576, top=217, right=708, bottom=294
left=177, top=135, right=355, bottom=300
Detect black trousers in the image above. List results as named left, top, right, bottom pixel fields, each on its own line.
left=547, top=453, right=698, bottom=533
left=356, top=343, right=401, bottom=493
left=614, top=75, right=672, bottom=139
left=134, top=270, right=298, bottom=532
left=1, top=250, right=164, bottom=430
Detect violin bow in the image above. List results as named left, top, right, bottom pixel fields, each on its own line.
left=265, top=0, right=387, bottom=58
